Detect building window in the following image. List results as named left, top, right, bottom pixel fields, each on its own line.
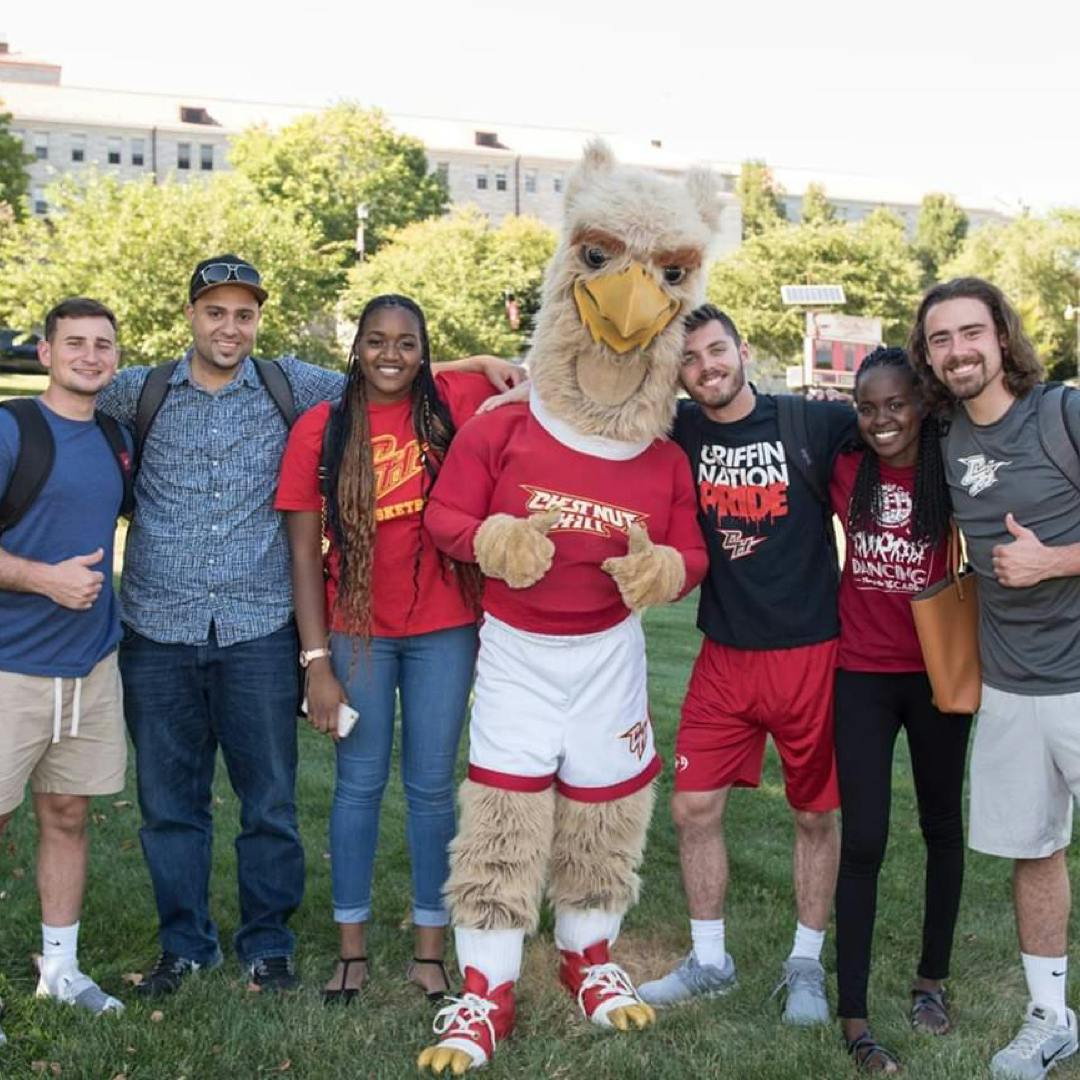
left=33, top=132, right=48, bottom=161
left=524, top=169, right=537, bottom=194
left=71, top=134, right=85, bottom=163
left=200, top=143, right=214, bottom=171
left=553, top=173, right=563, bottom=194
left=435, top=161, right=449, bottom=186
left=32, top=186, right=46, bottom=215
left=131, top=138, right=145, bottom=167
left=495, top=170, right=508, bottom=192
left=107, top=137, right=122, bottom=165
left=177, top=142, right=191, bottom=170
left=476, top=169, right=488, bottom=191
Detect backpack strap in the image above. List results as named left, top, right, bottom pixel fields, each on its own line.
left=252, top=358, right=297, bottom=429
left=134, top=359, right=180, bottom=464
left=1036, top=383, right=1080, bottom=496
left=776, top=394, right=829, bottom=506
left=0, top=398, right=55, bottom=535
left=94, top=411, right=135, bottom=517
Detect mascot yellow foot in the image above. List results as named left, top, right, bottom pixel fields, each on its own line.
left=559, top=939, right=656, bottom=1031
left=417, top=966, right=516, bottom=1074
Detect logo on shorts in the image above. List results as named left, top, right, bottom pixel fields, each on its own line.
left=618, top=719, right=650, bottom=761
left=674, top=753, right=690, bottom=773
left=958, top=453, right=1010, bottom=498
left=521, top=486, right=648, bottom=538
left=718, top=528, right=768, bottom=560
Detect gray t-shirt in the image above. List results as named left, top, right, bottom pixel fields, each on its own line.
left=943, top=386, right=1080, bottom=694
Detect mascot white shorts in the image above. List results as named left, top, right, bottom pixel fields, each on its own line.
left=467, top=612, right=661, bottom=802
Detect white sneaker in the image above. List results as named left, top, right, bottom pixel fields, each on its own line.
left=36, top=970, right=124, bottom=1016
left=990, top=1003, right=1078, bottom=1079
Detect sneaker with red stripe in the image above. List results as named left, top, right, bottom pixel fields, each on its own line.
left=427, top=966, right=515, bottom=1069
left=559, top=941, right=646, bottom=1027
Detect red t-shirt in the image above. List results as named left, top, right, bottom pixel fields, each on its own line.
left=275, top=371, right=496, bottom=638
left=424, top=403, right=708, bottom=635
left=830, top=450, right=947, bottom=672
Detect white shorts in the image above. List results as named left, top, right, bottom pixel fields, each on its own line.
left=969, top=683, right=1080, bottom=859
left=468, top=613, right=661, bottom=802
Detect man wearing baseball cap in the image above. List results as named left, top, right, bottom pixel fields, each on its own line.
left=95, top=254, right=522, bottom=998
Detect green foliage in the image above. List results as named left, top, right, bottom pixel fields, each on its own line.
left=342, top=209, right=557, bottom=359
left=0, top=103, right=29, bottom=219
left=735, top=160, right=787, bottom=238
left=799, top=182, right=835, bottom=225
left=708, top=210, right=922, bottom=362
left=946, top=210, right=1080, bottom=379
left=914, top=193, right=968, bottom=285
left=0, top=172, right=338, bottom=365
left=230, top=103, right=447, bottom=270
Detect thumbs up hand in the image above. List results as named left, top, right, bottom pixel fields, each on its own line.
left=474, top=509, right=560, bottom=589
left=602, top=525, right=686, bottom=612
left=991, top=513, right=1053, bottom=588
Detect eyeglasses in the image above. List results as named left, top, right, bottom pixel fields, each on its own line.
left=195, top=263, right=262, bottom=289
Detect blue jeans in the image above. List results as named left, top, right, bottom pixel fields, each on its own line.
left=329, top=624, right=477, bottom=927
left=119, top=621, right=304, bottom=965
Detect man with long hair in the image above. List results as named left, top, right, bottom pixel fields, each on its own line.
left=910, top=277, right=1080, bottom=1079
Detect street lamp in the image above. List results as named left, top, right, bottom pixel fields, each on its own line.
left=355, top=203, right=369, bottom=262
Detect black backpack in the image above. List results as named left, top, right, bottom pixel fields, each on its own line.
left=1036, top=383, right=1080, bottom=495
left=133, top=356, right=297, bottom=463
left=0, top=398, right=135, bottom=535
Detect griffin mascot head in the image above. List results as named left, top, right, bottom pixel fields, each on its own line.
left=528, top=140, right=722, bottom=444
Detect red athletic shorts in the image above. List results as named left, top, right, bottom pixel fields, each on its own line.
left=674, top=637, right=839, bottom=812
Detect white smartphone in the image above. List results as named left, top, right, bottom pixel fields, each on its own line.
left=301, top=699, right=360, bottom=739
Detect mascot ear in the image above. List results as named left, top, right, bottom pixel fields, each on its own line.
left=565, top=138, right=617, bottom=214
left=685, top=165, right=723, bottom=234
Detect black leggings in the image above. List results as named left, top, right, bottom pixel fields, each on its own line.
left=833, top=669, right=972, bottom=1020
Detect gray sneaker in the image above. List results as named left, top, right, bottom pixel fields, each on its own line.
left=990, top=1003, right=1077, bottom=1079
left=35, top=971, right=124, bottom=1015
left=771, top=957, right=829, bottom=1025
left=637, top=951, right=736, bottom=1007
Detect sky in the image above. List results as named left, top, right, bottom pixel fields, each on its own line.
left=7, top=0, right=1080, bottom=213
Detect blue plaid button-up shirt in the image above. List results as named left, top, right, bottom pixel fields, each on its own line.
left=98, top=353, right=344, bottom=646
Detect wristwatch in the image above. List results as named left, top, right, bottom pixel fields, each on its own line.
left=299, top=647, right=331, bottom=668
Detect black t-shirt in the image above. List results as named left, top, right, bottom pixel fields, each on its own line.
left=673, top=394, right=857, bottom=650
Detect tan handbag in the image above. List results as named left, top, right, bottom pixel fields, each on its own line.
left=909, top=522, right=981, bottom=714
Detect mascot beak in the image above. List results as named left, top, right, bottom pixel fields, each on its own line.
left=573, top=263, right=680, bottom=355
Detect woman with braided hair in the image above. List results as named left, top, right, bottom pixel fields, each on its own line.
left=276, top=295, right=503, bottom=1005
left=830, top=346, right=972, bottom=1072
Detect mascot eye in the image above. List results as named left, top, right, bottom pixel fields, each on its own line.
left=662, top=266, right=687, bottom=285
left=582, top=246, right=609, bottom=270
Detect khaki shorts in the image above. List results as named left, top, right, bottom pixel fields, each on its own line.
left=0, top=652, right=127, bottom=815
left=969, top=683, right=1080, bottom=859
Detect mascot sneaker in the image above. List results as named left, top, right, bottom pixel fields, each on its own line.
left=772, top=957, right=829, bottom=1025
left=559, top=941, right=655, bottom=1030
left=418, top=966, right=515, bottom=1074
left=990, top=1003, right=1077, bottom=1079
left=638, top=951, right=737, bottom=1006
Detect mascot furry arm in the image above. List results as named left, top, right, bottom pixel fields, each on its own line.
left=418, top=141, right=719, bottom=1076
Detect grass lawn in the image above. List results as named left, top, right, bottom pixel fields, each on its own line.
left=0, top=593, right=1069, bottom=1078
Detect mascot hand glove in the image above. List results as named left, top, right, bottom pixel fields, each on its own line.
left=602, top=525, right=686, bottom=612
left=474, top=509, right=561, bottom=589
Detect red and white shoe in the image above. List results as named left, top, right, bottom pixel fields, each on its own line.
left=418, top=966, right=516, bottom=1073
left=559, top=941, right=654, bottom=1029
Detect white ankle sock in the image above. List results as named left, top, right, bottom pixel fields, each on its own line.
left=690, top=918, right=726, bottom=968
left=454, top=927, right=524, bottom=989
left=1022, top=953, right=1068, bottom=1017
left=40, top=921, right=80, bottom=992
left=554, top=909, right=621, bottom=954
left=789, top=922, right=825, bottom=962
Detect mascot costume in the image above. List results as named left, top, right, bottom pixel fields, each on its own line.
left=420, top=141, right=720, bottom=1074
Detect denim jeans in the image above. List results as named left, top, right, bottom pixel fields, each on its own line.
left=119, top=621, right=304, bottom=965
left=329, top=624, right=477, bottom=927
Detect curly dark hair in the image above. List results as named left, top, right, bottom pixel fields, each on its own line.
left=908, top=277, right=1043, bottom=415
left=847, top=346, right=951, bottom=546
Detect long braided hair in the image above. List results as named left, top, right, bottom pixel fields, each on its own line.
left=324, top=294, right=483, bottom=637
left=847, top=346, right=951, bottom=546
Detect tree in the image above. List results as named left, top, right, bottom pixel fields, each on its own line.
left=735, top=160, right=787, bottom=238
left=708, top=210, right=922, bottom=364
left=914, top=193, right=968, bottom=285
left=800, top=183, right=835, bottom=226
left=341, top=209, right=557, bottom=359
left=0, top=172, right=338, bottom=365
left=230, top=103, right=447, bottom=270
left=945, top=210, right=1080, bottom=380
left=0, top=103, right=29, bottom=219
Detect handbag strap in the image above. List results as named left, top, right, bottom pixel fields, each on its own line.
left=947, top=520, right=967, bottom=599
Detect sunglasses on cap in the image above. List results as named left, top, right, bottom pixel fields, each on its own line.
left=195, top=262, right=263, bottom=290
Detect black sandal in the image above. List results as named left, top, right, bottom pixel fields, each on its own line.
left=407, top=957, right=450, bottom=1004
left=910, top=987, right=951, bottom=1034
left=322, top=956, right=367, bottom=1005
left=847, top=1030, right=901, bottom=1073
